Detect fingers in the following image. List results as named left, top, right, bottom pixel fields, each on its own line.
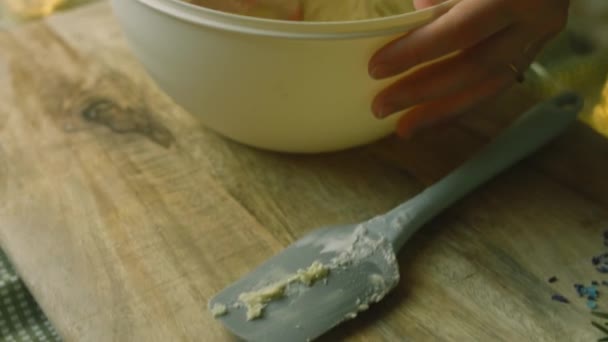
left=372, top=25, right=535, bottom=118
left=370, top=0, right=515, bottom=79
left=368, top=0, right=570, bottom=138
left=396, top=73, right=513, bottom=138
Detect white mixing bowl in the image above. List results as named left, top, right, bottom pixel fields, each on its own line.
left=110, top=0, right=457, bottom=153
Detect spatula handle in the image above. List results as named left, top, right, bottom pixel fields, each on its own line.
left=381, top=92, right=584, bottom=251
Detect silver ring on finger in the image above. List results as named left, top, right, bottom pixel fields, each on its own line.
left=507, top=41, right=539, bottom=83
left=507, top=63, right=525, bottom=83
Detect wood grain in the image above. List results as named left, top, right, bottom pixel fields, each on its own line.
left=0, top=2, right=608, bottom=341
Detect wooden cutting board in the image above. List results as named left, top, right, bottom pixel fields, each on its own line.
left=1, top=2, right=608, bottom=341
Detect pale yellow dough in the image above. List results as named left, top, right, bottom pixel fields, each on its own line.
left=210, top=303, right=228, bottom=317
left=185, top=0, right=414, bottom=22
left=238, top=261, right=330, bottom=320
left=302, top=0, right=415, bottom=22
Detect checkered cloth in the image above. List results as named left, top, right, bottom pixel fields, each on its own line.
left=0, top=249, right=60, bottom=341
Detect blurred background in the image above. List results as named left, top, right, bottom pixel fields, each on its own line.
left=0, top=0, right=96, bottom=24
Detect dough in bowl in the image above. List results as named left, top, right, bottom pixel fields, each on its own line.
left=184, top=0, right=415, bottom=21
left=302, top=0, right=415, bottom=21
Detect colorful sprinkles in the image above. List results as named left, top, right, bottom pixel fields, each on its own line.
left=589, top=300, right=600, bottom=310
left=551, top=294, right=570, bottom=304
left=594, top=256, right=602, bottom=266
left=549, top=230, right=608, bottom=340
left=574, top=284, right=599, bottom=300
left=591, top=253, right=608, bottom=273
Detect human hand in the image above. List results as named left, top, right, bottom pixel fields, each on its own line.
left=369, top=0, right=570, bottom=138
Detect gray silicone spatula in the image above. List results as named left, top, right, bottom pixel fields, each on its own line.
left=209, top=92, right=583, bottom=342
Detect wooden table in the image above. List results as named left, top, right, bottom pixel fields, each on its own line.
left=1, top=2, right=608, bottom=341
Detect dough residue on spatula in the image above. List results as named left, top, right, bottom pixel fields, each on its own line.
left=237, top=261, right=330, bottom=320
left=210, top=303, right=228, bottom=317
left=212, top=219, right=399, bottom=322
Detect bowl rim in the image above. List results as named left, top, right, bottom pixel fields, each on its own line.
left=131, top=0, right=459, bottom=39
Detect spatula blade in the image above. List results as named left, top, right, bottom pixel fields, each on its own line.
left=209, top=224, right=399, bottom=341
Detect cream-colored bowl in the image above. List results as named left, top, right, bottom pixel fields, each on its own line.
left=110, top=0, right=457, bottom=153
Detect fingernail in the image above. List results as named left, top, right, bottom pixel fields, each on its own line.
left=373, top=110, right=388, bottom=119
left=370, top=64, right=392, bottom=79
left=373, top=102, right=396, bottom=119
